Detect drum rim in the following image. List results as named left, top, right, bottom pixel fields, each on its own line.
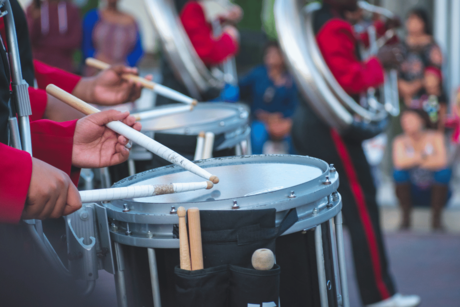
left=106, top=155, right=339, bottom=223
left=138, top=102, right=249, bottom=135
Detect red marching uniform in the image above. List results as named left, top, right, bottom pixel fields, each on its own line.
left=286, top=4, right=397, bottom=306
left=180, top=1, right=238, bottom=65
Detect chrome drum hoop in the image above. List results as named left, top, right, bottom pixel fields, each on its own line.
left=144, top=0, right=224, bottom=99
left=138, top=102, right=250, bottom=151
left=104, top=155, right=341, bottom=249
left=274, top=0, right=397, bottom=133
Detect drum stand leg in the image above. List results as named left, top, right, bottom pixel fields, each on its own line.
left=235, top=143, right=243, bottom=155
left=147, top=248, right=162, bottom=307
left=245, top=129, right=252, bottom=155
left=329, top=219, right=341, bottom=306
left=114, top=242, right=129, bottom=307
left=315, top=225, right=329, bottom=307
left=128, top=159, right=136, bottom=177
left=334, top=212, right=350, bottom=307
left=81, top=169, right=95, bottom=190
left=99, top=167, right=111, bottom=188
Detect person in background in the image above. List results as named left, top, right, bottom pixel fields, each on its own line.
left=156, top=0, right=242, bottom=106
left=181, top=0, right=241, bottom=66
left=82, top=0, right=143, bottom=76
left=393, top=108, right=450, bottom=231
left=399, top=8, right=443, bottom=106
left=26, top=0, right=82, bottom=72
left=407, top=66, right=447, bottom=131
left=239, top=42, right=297, bottom=154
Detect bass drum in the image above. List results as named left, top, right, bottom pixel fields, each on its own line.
left=274, top=0, right=399, bottom=137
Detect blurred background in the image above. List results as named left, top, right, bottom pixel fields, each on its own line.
left=16, top=0, right=460, bottom=305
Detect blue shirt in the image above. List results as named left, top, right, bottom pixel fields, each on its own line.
left=238, top=66, right=298, bottom=119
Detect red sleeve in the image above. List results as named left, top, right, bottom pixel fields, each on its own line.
left=358, top=19, right=386, bottom=48
left=316, top=19, right=384, bottom=95
left=34, top=60, right=81, bottom=93
left=180, top=2, right=238, bottom=65
left=0, top=143, right=32, bottom=223
left=31, top=119, right=80, bottom=185
left=28, top=87, right=48, bottom=122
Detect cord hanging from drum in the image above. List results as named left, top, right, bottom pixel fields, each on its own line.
left=46, top=85, right=220, bottom=184
left=85, top=58, right=198, bottom=106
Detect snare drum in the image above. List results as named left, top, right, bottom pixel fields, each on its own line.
left=109, top=102, right=251, bottom=183
left=102, top=155, right=348, bottom=307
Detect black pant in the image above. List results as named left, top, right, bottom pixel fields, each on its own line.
left=290, top=104, right=396, bottom=305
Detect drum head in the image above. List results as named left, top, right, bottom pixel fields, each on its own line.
left=113, top=155, right=331, bottom=206
left=140, top=103, right=249, bottom=135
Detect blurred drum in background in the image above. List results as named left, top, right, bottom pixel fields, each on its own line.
left=109, top=102, right=251, bottom=183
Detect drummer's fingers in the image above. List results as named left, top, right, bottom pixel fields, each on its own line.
left=118, top=135, right=129, bottom=146
left=114, top=143, right=131, bottom=162
left=111, top=64, right=139, bottom=77
left=120, top=113, right=137, bottom=127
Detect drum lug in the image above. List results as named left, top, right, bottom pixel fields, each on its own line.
left=288, top=191, right=296, bottom=199
left=332, top=192, right=339, bottom=202
left=170, top=206, right=177, bottom=214
left=122, top=204, right=130, bottom=212
left=329, top=164, right=336, bottom=173
left=125, top=223, right=132, bottom=236
left=232, top=200, right=240, bottom=209
left=312, top=208, right=319, bottom=216
left=323, top=176, right=332, bottom=185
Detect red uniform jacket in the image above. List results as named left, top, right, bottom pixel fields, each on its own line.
left=0, top=62, right=81, bottom=223
left=315, top=11, right=385, bottom=94
left=180, top=1, right=238, bottom=66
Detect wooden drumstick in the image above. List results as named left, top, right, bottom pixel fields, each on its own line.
left=46, top=85, right=220, bottom=184
left=85, top=58, right=198, bottom=106
left=251, top=249, right=275, bottom=270
left=79, top=181, right=213, bottom=203
left=187, top=207, right=204, bottom=271
left=193, top=132, right=205, bottom=161
left=177, top=207, right=191, bottom=270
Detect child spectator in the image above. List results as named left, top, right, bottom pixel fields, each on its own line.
left=239, top=42, right=298, bottom=154
left=82, top=0, right=143, bottom=76
left=407, top=67, right=447, bottom=131
left=393, top=108, right=451, bottom=231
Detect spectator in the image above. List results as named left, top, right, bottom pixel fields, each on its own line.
left=393, top=108, right=451, bottom=231
left=82, top=0, right=143, bottom=76
left=239, top=42, right=298, bottom=154
left=26, top=0, right=81, bottom=73
left=399, top=8, right=443, bottom=107
left=407, top=66, right=447, bottom=131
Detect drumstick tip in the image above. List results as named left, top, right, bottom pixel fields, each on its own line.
left=198, top=131, right=205, bottom=138
left=206, top=181, right=213, bottom=189
left=210, top=175, right=219, bottom=184
left=177, top=206, right=186, bottom=217
left=134, top=115, right=141, bottom=121
left=191, top=100, right=198, bottom=106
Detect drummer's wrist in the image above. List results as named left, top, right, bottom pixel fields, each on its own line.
left=72, top=77, right=97, bottom=104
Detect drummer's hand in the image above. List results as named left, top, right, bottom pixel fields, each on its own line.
left=224, top=5, right=243, bottom=23
left=223, top=25, right=240, bottom=43
left=377, top=45, right=403, bottom=69
left=72, top=110, right=141, bottom=168
left=73, top=65, right=153, bottom=106
left=23, top=158, right=81, bottom=220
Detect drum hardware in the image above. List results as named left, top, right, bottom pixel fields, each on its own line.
left=288, top=191, right=296, bottom=198
left=323, top=176, right=332, bottom=185
left=86, top=58, right=198, bottom=106
left=275, top=0, right=399, bottom=137
left=170, top=206, right=177, bottom=214
left=46, top=85, right=220, bottom=184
